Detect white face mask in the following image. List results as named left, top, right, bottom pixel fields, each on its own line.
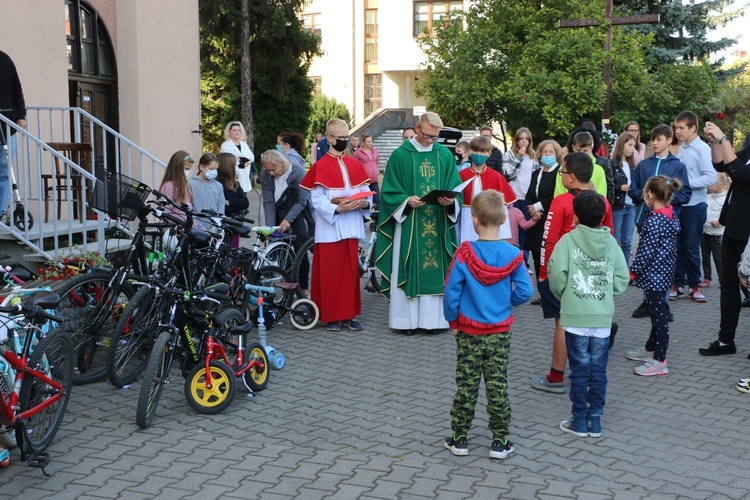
left=184, top=169, right=192, bottom=179
left=204, top=169, right=218, bottom=181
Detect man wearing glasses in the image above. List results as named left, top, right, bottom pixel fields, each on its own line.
left=377, top=112, right=462, bottom=335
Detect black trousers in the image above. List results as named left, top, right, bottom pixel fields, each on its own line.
left=718, top=236, right=749, bottom=344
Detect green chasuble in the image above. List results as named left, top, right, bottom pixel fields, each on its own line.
left=375, top=140, right=462, bottom=299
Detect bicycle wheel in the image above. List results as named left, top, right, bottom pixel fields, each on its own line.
left=290, top=237, right=314, bottom=297
left=15, top=328, right=74, bottom=452
left=366, top=267, right=382, bottom=294
left=135, top=330, right=171, bottom=429
left=106, top=286, right=164, bottom=387
left=0, top=426, right=16, bottom=449
left=225, top=253, right=254, bottom=306
left=263, top=240, right=296, bottom=275
left=213, top=308, right=247, bottom=368
left=56, top=270, right=134, bottom=385
left=251, top=265, right=292, bottom=306
left=244, top=342, right=269, bottom=392
left=184, top=360, right=237, bottom=414
left=288, top=298, right=320, bottom=330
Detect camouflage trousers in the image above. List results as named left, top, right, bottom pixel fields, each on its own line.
left=450, top=330, right=511, bottom=440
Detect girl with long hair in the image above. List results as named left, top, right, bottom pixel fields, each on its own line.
left=217, top=152, right=249, bottom=248
left=610, top=132, right=638, bottom=265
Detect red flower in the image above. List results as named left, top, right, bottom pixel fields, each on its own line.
left=716, top=112, right=726, bottom=120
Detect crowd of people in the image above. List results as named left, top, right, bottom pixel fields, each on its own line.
left=290, top=111, right=747, bottom=460
left=30, top=104, right=749, bottom=461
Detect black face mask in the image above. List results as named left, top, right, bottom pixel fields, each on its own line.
left=331, top=138, right=349, bottom=152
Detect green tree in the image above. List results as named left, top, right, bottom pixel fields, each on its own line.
left=200, top=0, right=320, bottom=154
left=418, top=0, right=724, bottom=141
left=419, top=0, right=661, bottom=138
left=616, top=0, right=745, bottom=65
left=306, top=94, right=352, bottom=149
left=709, top=63, right=750, bottom=144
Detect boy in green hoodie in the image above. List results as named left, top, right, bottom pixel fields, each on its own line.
left=548, top=190, right=629, bottom=438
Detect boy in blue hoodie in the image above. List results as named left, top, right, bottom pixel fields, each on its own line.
left=548, top=191, right=629, bottom=438
left=629, top=124, right=691, bottom=319
left=443, top=190, right=534, bottom=459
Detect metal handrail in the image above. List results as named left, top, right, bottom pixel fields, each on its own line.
left=2, top=107, right=166, bottom=264
left=0, top=115, right=101, bottom=261
left=26, top=107, right=166, bottom=189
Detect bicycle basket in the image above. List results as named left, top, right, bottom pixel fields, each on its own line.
left=90, top=170, right=152, bottom=221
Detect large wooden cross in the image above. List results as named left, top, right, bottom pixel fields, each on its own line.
left=559, top=0, right=659, bottom=125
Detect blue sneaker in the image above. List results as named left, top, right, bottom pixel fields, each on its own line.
left=587, top=415, right=601, bottom=438
left=560, top=415, right=588, bottom=438
left=530, top=376, right=566, bottom=393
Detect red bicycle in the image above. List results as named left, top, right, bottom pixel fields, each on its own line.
left=183, top=306, right=269, bottom=414
left=0, top=292, right=74, bottom=474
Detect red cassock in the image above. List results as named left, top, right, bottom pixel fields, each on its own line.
left=300, top=153, right=370, bottom=191
left=301, top=153, right=370, bottom=323
left=459, top=166, right=517, bottom=206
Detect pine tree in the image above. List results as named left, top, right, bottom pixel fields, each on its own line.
left=616, top=0, right=745, bottom=64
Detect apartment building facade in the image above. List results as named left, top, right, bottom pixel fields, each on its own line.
left=301, top=0, right=466, bottom=124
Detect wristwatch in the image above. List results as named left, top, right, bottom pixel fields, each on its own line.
left=719, top=136, right=729, bottom=144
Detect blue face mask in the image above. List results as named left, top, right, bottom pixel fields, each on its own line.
left=204, top=169, right=218, bottom=180
left=540, top=155, right=557, bottom=167
left=470, top=153, right=489, bottom=166
left=275, top=144, right=283, bottom=153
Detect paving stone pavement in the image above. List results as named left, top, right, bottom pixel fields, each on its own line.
left=3, top=191, right=750, bottom=498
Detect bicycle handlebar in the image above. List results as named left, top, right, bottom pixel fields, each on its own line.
left=0, top=303, right=63, bottom=323
left=203, top=290, right=233, bottom=303
left=244, top=283, right=275, bottom=294
left=133, top=278, right=233, bottom=305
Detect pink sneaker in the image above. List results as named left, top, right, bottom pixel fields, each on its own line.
left=698, top=279, right=712, bottom=288
left=634, top=359, right=668, bottom=376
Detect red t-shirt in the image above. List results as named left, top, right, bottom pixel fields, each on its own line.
left=538, top=189, right=613, bottom=281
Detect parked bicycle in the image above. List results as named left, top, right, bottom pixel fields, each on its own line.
left=0, top=266, right=59, bottom=451
left=54, top=170, right=156, bottom=385
left=106, top=200, right=272, bottom=389
left=358, top=211, right=380, bottom=294
left=135, top=280, right=268, bottom=428
left=0, top=292, right=73, bottom=473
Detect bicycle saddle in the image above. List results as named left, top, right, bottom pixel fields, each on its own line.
left=10, top=267, right=32, bottom=282
left=228, top=321, right=253, bottom=334
left=25, top=291, right=60, bottom=310
left=189, top=230, right=212, bottom=248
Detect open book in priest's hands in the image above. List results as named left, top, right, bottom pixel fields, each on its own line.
left=419, top=177, right=473, bottom=204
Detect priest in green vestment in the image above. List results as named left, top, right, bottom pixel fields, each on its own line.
left=375, top=112, right=463, bottom=334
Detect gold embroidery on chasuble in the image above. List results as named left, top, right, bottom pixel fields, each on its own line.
left=423, top=250, right=439, bottom=270
left=418, top=158, right=436, bottom=186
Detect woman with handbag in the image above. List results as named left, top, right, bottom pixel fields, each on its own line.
left=259, top=149, right=314, bottom=295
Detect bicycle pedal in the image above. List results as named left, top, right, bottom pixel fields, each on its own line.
left=26, top=451, right=52, bottom=473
